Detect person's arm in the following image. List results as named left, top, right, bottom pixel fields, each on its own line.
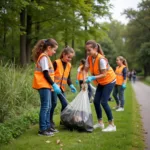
left=43, top=70, right=54, bottom=85
left=122, top=67, right=127, bottom=84
left=67, top=71, right=72, bottom=86
left=53, top=61, right=57, bottom=71
left=83, top=58, right=90, bottom=82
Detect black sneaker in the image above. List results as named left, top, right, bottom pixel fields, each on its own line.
left=47, top=127, right=59, bottom=133
left=38, top=130, right=54, bottom=136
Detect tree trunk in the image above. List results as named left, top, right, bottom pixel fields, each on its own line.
left=11, top=29, right=15, bottom=62
left=26, top=14, right=32, bottom=64
left=20, top=9, right=27, bottom=66
left=3, top=22, right=7, bottom=48
left=35, top=22, right=40, bottom=42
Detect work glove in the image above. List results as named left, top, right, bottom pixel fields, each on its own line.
left=70, top=84, right=77, bottom=93
left=76, top=80, right=79, bottom=85
left=122, top=83, right=126, bottom=89
left=86, top=76, right=96, bottom=83
left=52, top=83, right=61, bottom=94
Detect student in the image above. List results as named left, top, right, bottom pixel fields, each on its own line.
left=32, top=39, right=62, bottom=136
left=50, top=47, right=77, bottom=129
left=113, top=56, right=128, bottom=111
left=76, top=59, right=92, bottom=101
left=84, top=40, right=116, bottom=132
left=132, top=69, right=136, bottom=83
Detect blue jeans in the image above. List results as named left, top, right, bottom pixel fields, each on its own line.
left=94, top=82, right=115, bottom=122
left=113, top=85, right=125, bottom=108
left=50, top=90, right=68, bottom=121
left=38, top=88, right=51, bottom=131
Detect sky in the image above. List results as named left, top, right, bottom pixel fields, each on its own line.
left=106, top=0, right=142, bottom=24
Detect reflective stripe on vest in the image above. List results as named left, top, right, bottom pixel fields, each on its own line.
left=88, top=54, right=116, bottom=85
left=54, top=59, right=71, bottom=91
left=32, top=53, right=54, bottom=89
left=115, top=65, right=126, bottom=85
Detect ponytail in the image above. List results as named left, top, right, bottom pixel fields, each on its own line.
left=97, top=43, right=104, bottom=56
left=32, top=38, right=58, bottom=62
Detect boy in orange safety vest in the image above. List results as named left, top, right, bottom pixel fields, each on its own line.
left=113, top=56, right=128, bottom=112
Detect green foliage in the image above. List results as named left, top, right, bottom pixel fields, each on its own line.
left=0, top=109, right=39, bottom=145
left=0, top=62, right=39, bottom=123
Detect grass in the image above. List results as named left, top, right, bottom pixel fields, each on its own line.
left=142, top=76, right=150, bottom=86
left=0, top=68, right=145, bottom=150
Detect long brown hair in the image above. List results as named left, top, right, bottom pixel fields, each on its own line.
left=117, top=56, right=128, bottom=70
left=80, top=58, right=86, bottom=71
left=32, top=38, right=58, bottom=62
left=60, top=46, right=75, bottom=59
left=86, top=40, right=104, bottom=56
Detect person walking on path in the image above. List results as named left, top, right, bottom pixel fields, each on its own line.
left=84, top=40, right=116, bottom=132
left=113, top=56, right=128, bottom=112
left=32, top=39, right=61, bottom=136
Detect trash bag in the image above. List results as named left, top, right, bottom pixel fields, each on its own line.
left=61, top=85, right=93, bottom=132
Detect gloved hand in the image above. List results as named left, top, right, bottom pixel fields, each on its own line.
left=52, top=83, right=61, bottom=94
left=76, top=80, right=79, bottom=85
left=86, top=76, right=96, bottom=83
left=70, top=84, right=77, bottom=93
left=122, top=83, right=126, bottom=89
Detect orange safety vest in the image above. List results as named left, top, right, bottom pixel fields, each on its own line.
left=54, top=59, right=71, bottom=92
left=77, top=65, right=84, bottom=80
left=88, top=54, right=116, bottom=86
left=32, top=53, right=54, bottom=90
left=115, top=65, right=126, bottom=85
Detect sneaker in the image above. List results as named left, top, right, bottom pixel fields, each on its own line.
left=48, top=127, right=59, bottom=133
left=93, top=123, right=105, bottom=129
left=116, top=107, right=124, bottom=112
left=102, top=125, right=116, bottom=132
left=38, top=130, right=54, bottom=136
left=50, top=120, right=55, bottom=129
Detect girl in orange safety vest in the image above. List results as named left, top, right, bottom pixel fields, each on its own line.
left=84, top=40, right=116, bottom=132
left=113, top=56, right=128, bottom=112
left=32, top=38, right=62, bottom=136
left=50, top=47, right=77, bottom=129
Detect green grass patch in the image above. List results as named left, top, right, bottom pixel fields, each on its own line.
left=142, top=76, right=150, bottom=86
left=1, top=82, right=145, bottom=150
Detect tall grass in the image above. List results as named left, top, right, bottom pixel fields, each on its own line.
left=0, top=62, right=39, bottom=123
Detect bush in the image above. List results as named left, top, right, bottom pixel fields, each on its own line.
left=0, top=62, right=39, bottom=122
left=145, top=76, right=150, bottom=84
left=0, top=109, right=39, bottom=145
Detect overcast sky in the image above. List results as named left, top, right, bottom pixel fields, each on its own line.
left=109, top=0, right=142, bottom=24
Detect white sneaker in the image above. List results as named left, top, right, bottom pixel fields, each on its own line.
left=93, top=123, right=104, bottom=129
left=102, top=125, right=116, bottom=132
left=112, top=106, right=120, bottom=110
left=116, top=107, right=124, bottom=112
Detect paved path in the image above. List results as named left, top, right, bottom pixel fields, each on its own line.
left=132, top=81, right=150, bottom=150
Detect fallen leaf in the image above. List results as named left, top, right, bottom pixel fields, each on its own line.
left=60, top=148, right=63, bottom=150
left=78, top=139, right=82, bottom=143
left=46, top=140, right=51, bottom=143
left=56, top=139, right=61, bottom=144
left=60, top=144, right=63, bottom=147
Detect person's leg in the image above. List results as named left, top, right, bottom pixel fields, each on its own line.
left=38, top=88, right=51, bottom=131
left=50, top=91, right=57, bottom=128
left=100, top=82, right=115, bottom=124
left=79, top=80, right=83, bottom=91
left=113, top=85, right=120, bottom=108
left=118, top=86, right=125, bottom=108
left=93, top=85, right=103, bottom=123
left=57, top=91, right=68, bottom=112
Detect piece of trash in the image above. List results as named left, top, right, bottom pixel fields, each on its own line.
left=46, top=140, right=51, bottom=143
left=144, top=132, right=148, bottom=134
left=60, top=148, right=63, bottom=150
left=56, top=139, right=61, bottom=144
left=78, top=139, right=82, bottom=143
left=60, top=144, right=63, bottom=147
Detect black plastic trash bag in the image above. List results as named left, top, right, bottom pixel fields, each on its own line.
left=61, top=86, right=93, bottom=132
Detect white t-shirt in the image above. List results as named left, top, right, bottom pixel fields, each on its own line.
left=39, top=56, right=49, bottom=71
left=85, top=56, right=107, bottom=70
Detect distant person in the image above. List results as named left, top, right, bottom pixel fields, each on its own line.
left=113, top=56, right=128, bottom=112
left=76, top=59, right=93, bottom=102
left=128, top=71, right=132, bottom=81
left=132, top=70, right=136, bottom=83
left=32, top=39, right=61, bottom=136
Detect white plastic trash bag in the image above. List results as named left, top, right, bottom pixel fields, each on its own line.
left=61, top=85, right=93, bottom=132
